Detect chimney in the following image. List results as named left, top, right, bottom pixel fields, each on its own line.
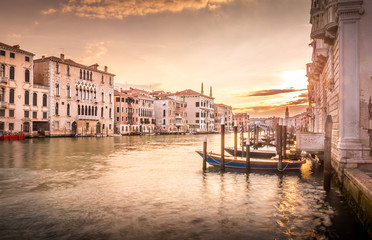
left=60, top=53, right=64, bottom=61
left=104, top=66, right=108, bottom=73
left=201, top=82, right=204, bottom=95
left=210, top=86, right=212, bottom=97
left=42, top=55, right=45, bottom=60
left=12, top=44, right=20, bottom=49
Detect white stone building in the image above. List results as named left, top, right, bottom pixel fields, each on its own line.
left=34, top=54, right=115, bottom=136
left=175, top=86, right=214, bottom=132
left=0, top=43, right=40, bottom=136
left=306, top=0, right=372, bottom=171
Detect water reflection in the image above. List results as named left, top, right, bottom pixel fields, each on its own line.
left=0, top=135, right=369, bottom=240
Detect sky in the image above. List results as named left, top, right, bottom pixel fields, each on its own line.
left=0, top=0, right=312, bottom=118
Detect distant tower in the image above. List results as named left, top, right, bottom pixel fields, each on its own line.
left=285, top=106, right=289, bottom=119
left=210, top=86, right=212, bottom=97
left=201, top=82, right=204, bottom=95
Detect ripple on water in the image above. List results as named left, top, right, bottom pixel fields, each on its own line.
left=0, top=135, right=370, bottom=240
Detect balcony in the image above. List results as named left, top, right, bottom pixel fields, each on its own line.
left=175, top=114, right=182, bottom=119
left=77, top=115, right=100, bottom=121
left=0, top=76, right=8, bottom=84
left=0, top=101, right=8, bottom=108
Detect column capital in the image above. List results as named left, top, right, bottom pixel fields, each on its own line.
left=337, top=0, right=364, bottom=21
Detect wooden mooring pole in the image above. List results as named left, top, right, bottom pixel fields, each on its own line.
left=246, top=138, right=251, bottom=172
left=323, top=115, right=333, bottom=191
left=234, top=120, right=238, bottom=156
left=282, top=119, right=287, bottom=159
left=221, top=118, right=225, bottom=171
left=203, top=136, right=207, bottom=171
left=278, top=119, right=283, bottom=171
left=241, top=123, right=245, bottom=157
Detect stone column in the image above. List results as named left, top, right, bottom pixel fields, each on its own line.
left=337, top=0, right=371, bottom=167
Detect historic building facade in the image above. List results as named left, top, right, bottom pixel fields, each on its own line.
left=34, top=54, right=115, bottom=136
left=114, top=90, right=139, bottom=134
left=154, top=94, right=188, bottom=133
left=306, top=0, right=372, bottom=171
left=175, top=85, right=214, bottom=132
left=0, top=43, right=38, bottom=136
left=214, top=103, right=233, bottom=132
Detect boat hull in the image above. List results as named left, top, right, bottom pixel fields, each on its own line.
left=196, top=151, right=305, bottom=170
left=225, top=147, right=276, bottom=158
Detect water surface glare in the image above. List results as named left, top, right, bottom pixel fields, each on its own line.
left=0, top=135, right=370, bottom=240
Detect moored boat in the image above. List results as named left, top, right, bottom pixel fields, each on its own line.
left=224, top=147, right=276, bottom=158
left=196, top=151, right=306, bottom=170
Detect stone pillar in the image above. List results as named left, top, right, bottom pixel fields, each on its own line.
left=337, top=1, right=371, bottom=167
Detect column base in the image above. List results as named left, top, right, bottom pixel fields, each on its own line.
left=338, top=139, right=372, bottom=169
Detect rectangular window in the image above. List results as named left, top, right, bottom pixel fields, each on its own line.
left=10, top=52, right=15, bottom=58
left=9, top=123, right=14, bottom=131
left=0, top=109, right=4, bottom=117
left=25, top=56, right=30, bottom=62
left=24, top=110, right=29, bottom=118
left=116, top=97, right=120, bottom=102
left=55, top=121, right=59, bottom=130
left=43, top=112, right=47, bottom=119
left=116, top=117, right=119, bottom=121
left=9, top=110, right=14, bottom=117
left=196, top=112, right=199, bottom=118
left=196, top=120, right=199, bottom=123
left=117, top=107, right=119, bottom=113
left=33, top=111, right=37, bottom=119
left=0, top=50, right=5, bottom=56
left=121, top=98, right=125, bottom=102
left=196, top=102, right=199, bottom=107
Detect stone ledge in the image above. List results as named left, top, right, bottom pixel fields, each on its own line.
left=345, top=169, right=372, bottom=202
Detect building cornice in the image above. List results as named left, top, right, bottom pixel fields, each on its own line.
left=337, top=0, right=364, bottom=21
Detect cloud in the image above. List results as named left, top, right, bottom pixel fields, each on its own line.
left=61, top=0, right=233, bottom=19
left=77, top=41, right=107, bottom=64
left=238, top=88, right=307, bottom=97
left=7, top=33, right=21, bottom=39
left=41, top=8, right=57, bottom=15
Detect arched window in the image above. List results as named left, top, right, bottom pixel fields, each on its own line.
left=55, top=102, right=59, bottom=116
left=95, top=106, right=97, bottom=116
left=0, top=88, right=4, bottom=101
left=80, top=69, right=82, bottom=79
left=67, top=103, right=70, bottom=116
left=78, top=105, right=80, bottom=115
left=0, top=64, right=5, bottom=77
left=10, top=66, right=15, bottom=80
left=83, top=70, right=86, bottom=80
left=25, top=69, right=30, bottom=82
left=76, top=87, right=78, bottom=96
left=88, top=106, right=91, bottom=116
left=9, top=89, right=14, bottom=104
left=33, top=93, right=37, bottom=106
left=55, top=83, right=60, bottom=96
left=90, top=72, right=92, bottom=81
left=67, top=84, right=71, bottom=98
left=43, top=94, right=47, bottom=107
left=24, top=91, right=29, bottom=105
left=85, top=106, right=87, bottom=115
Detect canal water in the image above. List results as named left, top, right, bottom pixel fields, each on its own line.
left=0, top=134, right=370, bottom=240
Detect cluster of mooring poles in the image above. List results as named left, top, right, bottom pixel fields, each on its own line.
left=202, top=119, right=251, bottom=173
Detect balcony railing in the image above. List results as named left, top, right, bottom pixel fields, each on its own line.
left=0, top=76, right=8, bottom=84
left=0, top=101, right=8, bottom=108
left=77, top=115, right=100, bottom=121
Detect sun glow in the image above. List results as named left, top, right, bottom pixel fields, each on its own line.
left=279, top=70, right=308, bottom=90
